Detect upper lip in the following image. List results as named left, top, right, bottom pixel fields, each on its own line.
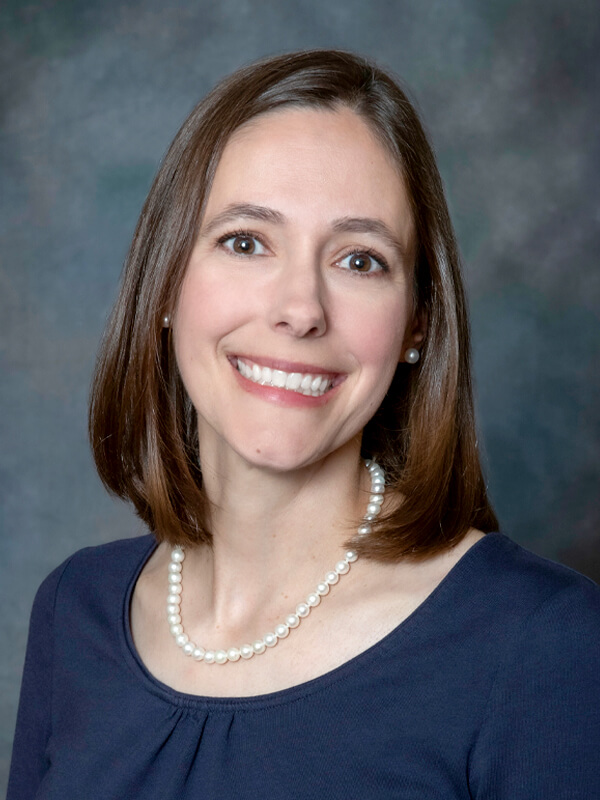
left=230, top=354, right=343, bottom=377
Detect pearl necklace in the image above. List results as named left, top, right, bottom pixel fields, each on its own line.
left=167, top=460, right=385, bottom=665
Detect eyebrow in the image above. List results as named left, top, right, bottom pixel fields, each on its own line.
left=331, top=216, right=408, bottom=261
left=201, top=203, right=286, bottom=235
left=201, top=203, right=409, bottom=260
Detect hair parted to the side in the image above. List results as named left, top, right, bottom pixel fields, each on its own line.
left=89, top=49, right=498, bottom=560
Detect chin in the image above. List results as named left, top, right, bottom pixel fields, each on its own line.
left=237, top=445, right=319, bottom=474
left=231, top=430, right=337, bottom=474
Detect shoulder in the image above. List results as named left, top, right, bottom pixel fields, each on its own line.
left=430, top=532, right=600, bottom=681
left=458, top=531, right=600, bottom=619
left=33, top=534, right=157, bottom=614
left=457, top=533, right=600, bottom=714
left=63, top=533, right=157, bottom=573
left=463, top=536, right=600, bottom=795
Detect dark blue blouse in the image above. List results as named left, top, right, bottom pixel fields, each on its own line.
left=8, top=532, right=600, bottom=799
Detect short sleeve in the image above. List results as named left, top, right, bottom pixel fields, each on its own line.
left=7, top=557, right=73, bottom=800
left=469, top=580, right=600, bottom=798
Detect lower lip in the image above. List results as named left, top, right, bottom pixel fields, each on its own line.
left=231, top=363, right=343, bottom=408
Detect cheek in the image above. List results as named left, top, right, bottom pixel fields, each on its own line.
left=174, top=272, right=246, bottom=357
left=340, top=294, right=408, bottom=377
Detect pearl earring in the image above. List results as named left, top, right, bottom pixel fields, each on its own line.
left=404, top=348, right=420, bottom=364
left=162, top=315, right=171, bottom=328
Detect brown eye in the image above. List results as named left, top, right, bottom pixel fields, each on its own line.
left=232, top=236, right=255, bottom=254
left=349, top=253, right=372, bottom=272
left=338, top=251, right=386, bottom=274
left=221, top=233, right=267, bottom=256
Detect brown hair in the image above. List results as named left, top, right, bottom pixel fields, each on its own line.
left=89, top=49, right=498, bottom=559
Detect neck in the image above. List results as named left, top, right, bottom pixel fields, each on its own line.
left=183, top=439, right=371, bottom=628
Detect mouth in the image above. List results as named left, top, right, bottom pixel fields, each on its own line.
left=232, top=357, right=343, bottom=398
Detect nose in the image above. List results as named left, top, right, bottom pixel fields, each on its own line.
left=268, top=260, right=327, bottom=338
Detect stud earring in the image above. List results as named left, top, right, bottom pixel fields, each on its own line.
left=404, top=347, right=420, bottom=364
left=162, top=314, right=171, bottom=328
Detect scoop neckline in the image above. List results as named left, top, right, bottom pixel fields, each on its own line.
left=121, top=531, right=506, bottom=711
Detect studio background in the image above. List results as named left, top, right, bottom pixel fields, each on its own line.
left=1, top=0, right=598, bottom=788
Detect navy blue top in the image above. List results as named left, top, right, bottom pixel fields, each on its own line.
left=8, top=532, right=600, bottom=799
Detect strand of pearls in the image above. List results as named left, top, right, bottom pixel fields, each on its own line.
left=166, top=459, right=385, bottom=665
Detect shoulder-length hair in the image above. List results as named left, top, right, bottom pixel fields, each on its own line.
left=89, top=49, right=498, bottom=560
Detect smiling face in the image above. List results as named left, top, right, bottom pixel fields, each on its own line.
left=174, top=106, right=422, bottom=473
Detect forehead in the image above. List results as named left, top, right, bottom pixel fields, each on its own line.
left=203, top=106, right=413, bottom=239
left=226, top=104, right=396, bottom=162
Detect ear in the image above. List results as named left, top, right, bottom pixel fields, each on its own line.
left=400, top=309, right=427, bottom=362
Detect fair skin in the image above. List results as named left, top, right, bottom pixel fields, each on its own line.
left=131, top=107, right=484, bottom=697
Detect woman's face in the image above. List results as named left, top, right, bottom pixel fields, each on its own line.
left=174, top=106, right=420, bottom=472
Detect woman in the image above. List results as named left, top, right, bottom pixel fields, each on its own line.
left=9, top=50, right=600, bottom=798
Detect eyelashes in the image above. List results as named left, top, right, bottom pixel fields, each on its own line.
left=217, top=231, right=268, bottom=256
left=336, top=248, right=389, bottom=275
left=215, top=230, right=390, bottom=276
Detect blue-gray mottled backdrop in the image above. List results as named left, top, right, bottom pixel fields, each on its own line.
left=1, top=0, right=598, bottom=787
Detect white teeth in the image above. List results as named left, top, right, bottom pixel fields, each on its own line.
left=240, top=361, right=251, bottom=379
left=286, top=373, right=302, bottom=390
left=272, top=369, right=287, bottom=388
left=236, top=359, right=333, bottom=397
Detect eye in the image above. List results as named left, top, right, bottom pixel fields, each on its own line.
left=219, top=232, right=267, bottom=256
left=337, top=250, right=388, bottom=275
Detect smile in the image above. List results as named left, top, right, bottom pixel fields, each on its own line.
left=235, top=358, right=335, bottom=397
